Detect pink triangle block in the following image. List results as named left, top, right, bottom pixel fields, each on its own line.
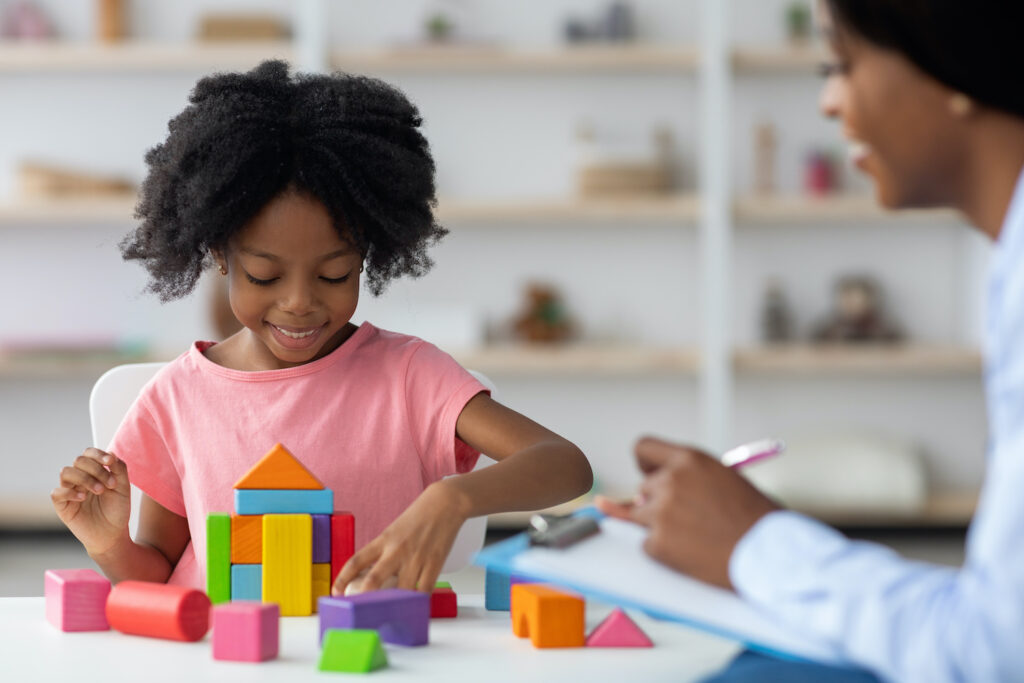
left=585, top=608, right=653, bottom=648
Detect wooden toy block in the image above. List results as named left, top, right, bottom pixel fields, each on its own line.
left=212, top=601, right=279, bottom=662
left=330, top=511, right=355, bottom=584
left=235, top=488, right=333, bottom=515
left=233, top=442, right=325, bottom=490
left=319, top=629, right=388, bottom=673
left=230, top=514, right=262, bottom=564
left=585, top=608, right=653, bottom=648
left=231, top=564, right=262, bottom=601
left=312, top=563, right=331, bottom=613
left=106, top=580, right=211, bottom=642
left=262, top=513, right=312, bottom=616
left=206, top=512, right=231, bottom=604
left=484, top=568, right=527, bottom=611
left=312, top=514, right=331, bottom=563
left=44, top=569, right=111, bottom=632
left=319, top=589, right=430, bottom=646
left=430, top=585, right=457, bottom=618
left=511, top=584, right=585, bottom=648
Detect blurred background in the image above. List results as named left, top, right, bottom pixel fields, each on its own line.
left=0, top=0, right=982, bottom=593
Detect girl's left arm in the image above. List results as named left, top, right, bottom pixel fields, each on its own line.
left=332, top=393, right=592, bottom=595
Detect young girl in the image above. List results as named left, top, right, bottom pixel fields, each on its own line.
left=51, top=60, right=593, bottom=596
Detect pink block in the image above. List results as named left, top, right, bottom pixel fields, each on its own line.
left=44, top=569, right=111, bottom=632
left=585, top=608, right=653, bottom=648
left=212, top=602, right=279, bottom=662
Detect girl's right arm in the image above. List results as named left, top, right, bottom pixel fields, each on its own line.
left=51, top=448, right=190, bottom=584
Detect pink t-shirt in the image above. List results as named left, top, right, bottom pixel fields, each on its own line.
left=110, top=322, right=487, bottom=589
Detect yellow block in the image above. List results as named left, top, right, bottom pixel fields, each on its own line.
left=312, top=563, right=331, bottom=614
left=262, top=514, right=312, bottom=616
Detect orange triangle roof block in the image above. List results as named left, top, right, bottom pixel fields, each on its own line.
left=233, top=443, right=325, bottom=490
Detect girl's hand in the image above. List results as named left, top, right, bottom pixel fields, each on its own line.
left=595, top=436, right=779, bottom=590
left=51, top=448, right=132, bottom=557
left=332, top=481, right=468, bottom=596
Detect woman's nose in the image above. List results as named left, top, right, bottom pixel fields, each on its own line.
left=819, top=74, right=843, bottom=120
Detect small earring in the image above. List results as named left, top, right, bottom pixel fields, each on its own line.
left=359, top=265, right=364, bottom=273
left=219, top=265, right=228, bottom=275
left=949, top=93, right=973, bottom=117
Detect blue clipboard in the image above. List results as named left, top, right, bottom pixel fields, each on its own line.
left=474, top=508, right=847, bottom=666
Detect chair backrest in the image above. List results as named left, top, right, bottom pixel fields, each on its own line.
left=89, top=362, right=493, bottom=574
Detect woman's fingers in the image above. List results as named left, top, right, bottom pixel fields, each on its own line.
left=594, top=495, right=635, bottom=521
left=634, top=436, right=693, bottom=474
left=333, top=545, right=379, bottom=596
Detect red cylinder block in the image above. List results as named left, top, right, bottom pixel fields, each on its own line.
left=106, top=581, right=211, bottom=642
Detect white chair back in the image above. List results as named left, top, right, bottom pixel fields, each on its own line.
left=89, top=362, right=492, bottom=574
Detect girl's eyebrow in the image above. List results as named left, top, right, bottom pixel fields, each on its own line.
left=239, top=245, right=356, bottom=262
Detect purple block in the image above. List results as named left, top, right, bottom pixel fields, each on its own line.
left=319, top=589, right=430, bottom=646
left=312, top=514, right=331, bottom=564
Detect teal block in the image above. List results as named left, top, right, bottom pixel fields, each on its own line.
left=231, top=564, right=262, bottom=601
left=234, top=488, right=334, bottom=515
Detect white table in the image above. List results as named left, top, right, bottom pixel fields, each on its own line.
left=1, top=595, right=740, bottom=682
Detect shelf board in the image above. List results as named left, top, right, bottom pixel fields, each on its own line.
left=453, top=345, right=698, bottom=377
left=437, top=195, right=698, bottom=223
left=800, top=490, right=978, bottom=528
left=0, top=353, right=160, bottom=380
left=735, top=194, right=962, bottom=223
left=0, top=196, right=136, bottom=224
left=331, top=44, right=698, bottom=73
left=0, top=41, right=294, bottom=72
left=734, top=345, right=982, bottom=376
left=732, top=44, right=828, bottom=74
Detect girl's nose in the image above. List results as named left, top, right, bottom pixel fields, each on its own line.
left=280, top=282, right=317, bottom=316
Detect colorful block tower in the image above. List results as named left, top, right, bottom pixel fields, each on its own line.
left=206, top=443, right=355, bottom=615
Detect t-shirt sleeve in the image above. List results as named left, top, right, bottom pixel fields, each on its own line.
left=108, top=393, right=186, bottom=517
left=404, top=342, right=490, bottom=482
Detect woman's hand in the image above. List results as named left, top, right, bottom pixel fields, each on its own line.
left=332, top=480, right=468, bottom=596
left=596, top=437, right=779, bottom=590
left=51, top=448, right=132, bottom=557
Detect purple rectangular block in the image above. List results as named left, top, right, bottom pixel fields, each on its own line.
left=312, top=514, right=331, bottom=564
left=318, top=589, right=430, bottom=646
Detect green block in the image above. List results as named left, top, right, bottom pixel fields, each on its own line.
left=434, top=581, right=451, bottom=590
left=319, top=629, right=388, bottom=673
left=206, top=512, right=231, bottom=605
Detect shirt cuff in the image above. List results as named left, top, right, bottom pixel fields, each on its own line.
left=730, top=509, right=850, bottom=604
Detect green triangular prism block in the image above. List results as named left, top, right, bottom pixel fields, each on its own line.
left=319, top=629, right=388, bottom=673
left=434, top=581, right=451, bottom=589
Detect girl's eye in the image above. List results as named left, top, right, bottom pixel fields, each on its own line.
left=818, top=61, right=850, bottom=78
left=245, top=273, right=278, bottom=286
left=321, top=273, right=351, bottom=285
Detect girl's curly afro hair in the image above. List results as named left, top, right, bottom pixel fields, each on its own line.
left=121, top=59, right=446, bottom=301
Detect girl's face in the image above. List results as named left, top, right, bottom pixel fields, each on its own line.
left=218, top=191, right=362, bottom=370
left=817, top=3, right=968, bottom=209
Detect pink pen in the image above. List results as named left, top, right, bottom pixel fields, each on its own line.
left=720, top=438, right=785, bottom=469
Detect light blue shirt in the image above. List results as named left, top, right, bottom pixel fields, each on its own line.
left=731, top=166, right=1024, bottom=683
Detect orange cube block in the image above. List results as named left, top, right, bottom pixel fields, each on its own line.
left=510, top=584, right=584, bottom=648
left=231, top=514, right=262, bottom=564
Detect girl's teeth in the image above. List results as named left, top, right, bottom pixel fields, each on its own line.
left=277, top=326, right=316, bottom=339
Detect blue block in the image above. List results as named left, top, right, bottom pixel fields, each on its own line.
left=235, top=488, right=334, bottom=515
left=231, top=564, right=262, bottom=601
left=485, top=568, right=530, bottom=611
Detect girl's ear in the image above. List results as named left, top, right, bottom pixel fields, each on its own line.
left=211, top=249, right=228, bottom=275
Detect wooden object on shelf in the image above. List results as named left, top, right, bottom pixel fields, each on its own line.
left=454, top=345, right=698, bottom=378
left=576, top=124, right=674, bottom=197
left=211, top=602, right=279, bottom=662
left=17, top=161, right=135, bottom=198
left=585, top=608, right=653, bottom=647
left=96, top=0, right=125, bottom=43
left=234, top=442, right=325, bottom=490
left=511, top=584, right=585, bottom=648
left=206, top=512, right=231, bottom=605
left=44, top=569, right=111, bottom=632
left=753, top=122, right=777, bottom=194
left=734, top=344, right=982, bottom=375
left=196, top=14, right=288, bottom=42
left=105, top=581, right=211, bottom=642
left=318, top=589, right=430, bottom=647
left=319, top=629, right=388, bottom=673
left=262, top=514, right=313, bottom=616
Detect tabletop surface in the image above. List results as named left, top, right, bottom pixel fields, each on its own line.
left=1, top=595, right=741, bottom=682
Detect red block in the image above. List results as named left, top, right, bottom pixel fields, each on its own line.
left=430, top=587, right=457, bottom=618
left=330, top=512, right=355, bottom=585
left=106, top=581, right=211, bottom=642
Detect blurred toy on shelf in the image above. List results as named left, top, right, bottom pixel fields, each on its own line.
left=512, top=282, right=575, bottom=344
left=753, top=121, right=777, bottom=195
left=576, top=122, right=674, bottom=197
left=564, top=1, right=635, bottom=43
left=96, top=0, right=126, bottom=43
left=803, top=148, right=841, bottom=196
left=813, top=275, right=902, bottom=343
left=760, top=278, right=795, bottom=344
left=785, top=2, right=812, bottom=44
left=1, top=1, right=54, bottom=40
left=196, top=13, right=289, bottom=42
left=17, top=161, right=136, bottom=199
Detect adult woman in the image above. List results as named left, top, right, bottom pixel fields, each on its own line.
left=598, top=2, right=1024, bottom=680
